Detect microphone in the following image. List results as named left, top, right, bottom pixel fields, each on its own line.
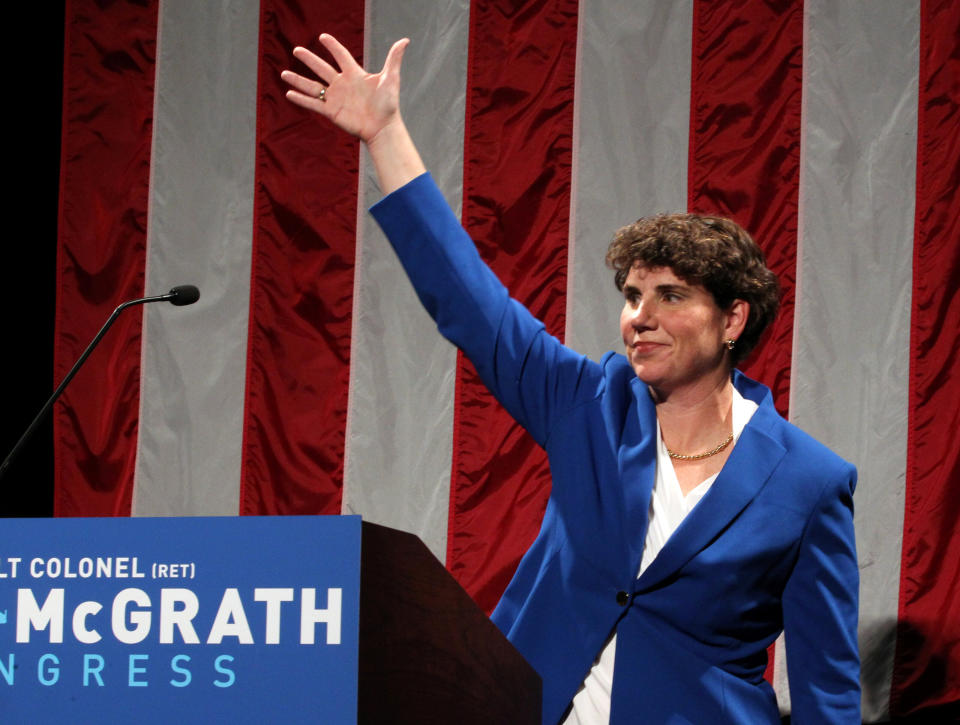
left=0, top=285, right=201, bottom=482
left=164, top=285, right=201, bottom=306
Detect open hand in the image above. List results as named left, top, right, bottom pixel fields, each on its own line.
left=281, top=34, right=409, bottom=144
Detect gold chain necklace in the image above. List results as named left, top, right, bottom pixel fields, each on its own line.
left=666, top=432, right=734, bottom=461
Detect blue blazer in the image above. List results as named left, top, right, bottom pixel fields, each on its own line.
left=372, top=174, right=860, bottom=724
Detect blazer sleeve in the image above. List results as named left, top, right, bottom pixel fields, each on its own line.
left=782, top=462, right=861, bottom=723
left=370, top=173, right=600, bottom=446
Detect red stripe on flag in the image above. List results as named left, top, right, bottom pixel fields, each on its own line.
left=687, top=0, right=804, bottom=684
left=687, top=0, right=803, bottom=415
left=239, top=4, right=364, bottom=515
left=54, top=0, right=160, bottom=516
left=894, top=0, right=960, bottom=716
left=450, top=0, right=580, bottom=613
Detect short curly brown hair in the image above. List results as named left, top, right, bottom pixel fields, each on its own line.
left=606, top=213, right=780, bottom=366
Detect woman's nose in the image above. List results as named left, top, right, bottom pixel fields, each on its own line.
left=630, top=300, right=653, bottom=327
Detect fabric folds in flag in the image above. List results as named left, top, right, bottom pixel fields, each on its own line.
left=47, top=0, right=959, bottom=719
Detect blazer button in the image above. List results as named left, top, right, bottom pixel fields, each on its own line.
left=616, top=590, right=629, bottom=606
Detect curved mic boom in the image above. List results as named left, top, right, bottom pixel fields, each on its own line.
left=0, top=284, right=201, bottom=482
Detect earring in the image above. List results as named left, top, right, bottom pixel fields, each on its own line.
left=725, top=339, right=736, bottom=350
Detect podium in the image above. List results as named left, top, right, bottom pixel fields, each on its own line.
left=0, top=516, right=540, bottom=723
left=359, top=521, right=541, bottom=723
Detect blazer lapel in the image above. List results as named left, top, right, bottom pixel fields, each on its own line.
left=618, top=377, right=659, bottom=567
left=635, top=393, right=787, bottom=592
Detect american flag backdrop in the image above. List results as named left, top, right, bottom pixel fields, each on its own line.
left=4, top=0, right=958, bottom=720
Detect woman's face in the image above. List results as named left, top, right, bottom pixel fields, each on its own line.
left=619, top=264, right=747, bottom=397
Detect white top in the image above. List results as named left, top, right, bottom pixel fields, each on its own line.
left=564, top=387, right=758, bottom=724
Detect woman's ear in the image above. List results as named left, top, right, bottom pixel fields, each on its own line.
left=725, top=299, right=749, bottom=342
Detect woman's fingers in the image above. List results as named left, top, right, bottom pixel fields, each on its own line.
left=280, top=70, right=325, bottom=100
left=382, top=37, right=409, bottom=79
left=284, top=88, right=327, bottom=115
left=291, top=46, right=338, bottom=85
left=318, top=33, right=362, bottom=75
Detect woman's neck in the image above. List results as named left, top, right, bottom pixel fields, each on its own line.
left=652, top=372, right=735, bottom=455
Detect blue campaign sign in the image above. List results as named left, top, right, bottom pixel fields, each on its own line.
left=0, top=515, right=361, bottom=723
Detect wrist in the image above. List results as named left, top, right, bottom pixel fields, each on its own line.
left=366, top=115, right=406, bottom=154
left=366, top=116, right=427, bottom=194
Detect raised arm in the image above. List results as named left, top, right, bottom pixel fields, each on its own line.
left=281, top=33, right=600, bottom=445
left=281, top=34, right=425, bottom=193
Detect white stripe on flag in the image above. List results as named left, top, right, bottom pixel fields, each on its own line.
left=133, top=0, right=260, bottom=515
left=787, top=1, right=919, bottom=719
left=567, top=0, right=693, bottom=358
left=342, top=0, right=471, bottom=563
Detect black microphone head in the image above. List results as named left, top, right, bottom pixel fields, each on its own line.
left=168, top=285, right=200, bottom=306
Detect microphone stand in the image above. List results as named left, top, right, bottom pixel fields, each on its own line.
left=0, top=286, right=199, bottom=482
